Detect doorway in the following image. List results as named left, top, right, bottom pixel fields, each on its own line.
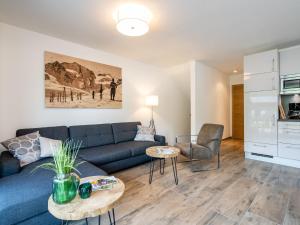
left=232, top=84, right=244, bottom=139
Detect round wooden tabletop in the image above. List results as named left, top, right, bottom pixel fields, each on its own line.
left=48, top=176, right=125, bottom=221
left=146, top=146, right=180, bottom=159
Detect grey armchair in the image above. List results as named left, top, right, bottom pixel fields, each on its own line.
left=175, top=123, right=224, bottom=171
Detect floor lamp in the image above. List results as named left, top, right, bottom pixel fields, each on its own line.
left=145, top=95, right=158, bottom=133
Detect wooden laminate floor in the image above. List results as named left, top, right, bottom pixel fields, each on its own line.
left=75, top=139, right=300, bottom=225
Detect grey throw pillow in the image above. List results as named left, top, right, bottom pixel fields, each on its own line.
left=2, top=131, right=41, bottom=167
left=39, top=136, right=62, bottom=158
left=134, top=125, right=155, bottom=142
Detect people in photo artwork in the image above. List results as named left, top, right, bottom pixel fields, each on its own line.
left=100, top=84, right=103, bottom=100
left=47, top=79, right=121, bottom=104
left=110, top=78, right=118, bottom=101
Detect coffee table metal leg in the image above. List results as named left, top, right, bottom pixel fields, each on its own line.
left=85, top=218, right=89, bottom=225
left=171, top=157, right=179, bottom=185
left=108, top=209, right=116, bottom=225
left=112, top=208, right=116, bottom=225
left=98, top=215, right=101, bottom=225
left=61, top=220, right=68, bottom=225
left=108, top=211, right=112, bottom=225
left=159, top=158, right=165, bottom=175
left=149, top=157, right=155, bottom=184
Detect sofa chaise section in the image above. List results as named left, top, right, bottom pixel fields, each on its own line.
left=0, top=126, right=107, bottom=225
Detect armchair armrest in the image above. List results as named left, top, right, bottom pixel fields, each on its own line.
left=175, top=135, right=198, bottom=143
left=0, top=151, right=20, bottom=178
left=154, top=135, right=166, bottom=145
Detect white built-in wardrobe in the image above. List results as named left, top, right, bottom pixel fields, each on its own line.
left=244, top=47, right=300, bottom=168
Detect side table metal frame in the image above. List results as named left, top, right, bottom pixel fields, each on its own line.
left=61, top=208, right=116, bottom=225
left=149, top=156, right=178, bottom=185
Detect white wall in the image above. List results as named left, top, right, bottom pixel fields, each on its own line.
left=229, top=74, right=244, bottom=136
left=0, top=23, right=190, bottom=146
left=190, top=61, right=230, bottom=138
left=165, top=63, right=191, bottom=138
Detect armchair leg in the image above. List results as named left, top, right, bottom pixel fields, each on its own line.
left=191, top=153, right=221, bottom=172
left=217, top=152, right=220, bottom=169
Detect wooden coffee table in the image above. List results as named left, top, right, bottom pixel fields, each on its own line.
left=48, top=176, right=125, bottom=225
left=146, top=146, right=180, bottom=185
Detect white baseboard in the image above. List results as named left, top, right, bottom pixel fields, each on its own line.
left=245, top=152, right=300, bottom=169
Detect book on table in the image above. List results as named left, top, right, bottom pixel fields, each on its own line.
left=84, top=176, right=118, bottom=191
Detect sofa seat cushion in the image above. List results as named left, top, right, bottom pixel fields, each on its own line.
left=128, top=141, right=161, bottom=156
left=0, top=158, right=107, bottom=225
left=78, top=142, right=133, bottom=166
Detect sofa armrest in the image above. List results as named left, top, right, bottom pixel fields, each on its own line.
left=0, top=151, right=20, bottom=178
left=154, top=135, right=166, bottom=145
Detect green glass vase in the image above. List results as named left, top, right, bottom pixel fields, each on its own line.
left=52, top=174, right=78, bottom=204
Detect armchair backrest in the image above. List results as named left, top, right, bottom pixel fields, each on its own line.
left=197, top=123, right=224, bottom=154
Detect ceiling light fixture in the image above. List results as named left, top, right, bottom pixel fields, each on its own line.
left=113, top=3, right=152, bottom=37
left=233, top=69, right=238, bottom=73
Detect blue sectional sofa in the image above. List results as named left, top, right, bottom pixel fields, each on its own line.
left=0, top=122, right=165, bottom=225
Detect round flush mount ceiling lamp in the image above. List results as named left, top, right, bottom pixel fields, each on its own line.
left=113, top=3, right=152, bottom=36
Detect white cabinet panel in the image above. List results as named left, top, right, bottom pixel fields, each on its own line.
left=244, top=49, right=278, bottom=75
left=245, top=142, right=277, bottom=156
left=244, top=72, right=279, bottom=92
left=278, top=128, right=300, bottom=145
left=278, top=121, right=300, bottom=129
left=244, top=91, right=278, bottom=145
left=278, top=143, right=300, bottom=160
left=280, top=46, right=300, bottom=76
left=278, top=122, right=300, bottom=145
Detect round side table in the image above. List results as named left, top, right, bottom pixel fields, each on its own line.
left=48, top=176, right=125, bottom=225
left=146, top=146, right=180, bottom=185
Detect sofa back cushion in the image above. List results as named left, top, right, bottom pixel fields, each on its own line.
left=69, top=124, right=114, bottom=148
left=16, top=126, right=69, bottom=141
left=112, top=122, right=141, bottom=143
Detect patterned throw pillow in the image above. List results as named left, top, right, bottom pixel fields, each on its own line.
left=2, top=131, right=41, bottom=167
left=134, top=125, right=155, bottom=142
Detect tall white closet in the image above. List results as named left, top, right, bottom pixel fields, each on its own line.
left=244, top=49, right=279, bottom=157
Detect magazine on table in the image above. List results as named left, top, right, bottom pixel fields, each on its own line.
left=85, top=176, right=118, bottom=191
left=156, top=147, right=175, bottom=155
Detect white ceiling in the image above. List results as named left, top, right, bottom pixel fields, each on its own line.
left=1, top=0, right=300, bottom=74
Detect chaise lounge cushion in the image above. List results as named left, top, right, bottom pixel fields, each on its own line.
left=112, top=122, right=141, bottom=143
left=0, top=158, right=107, bottom=225
left=69, top=124, right=114, bottom=148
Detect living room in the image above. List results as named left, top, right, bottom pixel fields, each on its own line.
left=1, top=1, right=300, bottom=225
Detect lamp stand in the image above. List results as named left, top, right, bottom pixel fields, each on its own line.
left=149, top=106, right=156, bottom=134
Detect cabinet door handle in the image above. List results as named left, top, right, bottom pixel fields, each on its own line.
left=272, top=58, right=275, bottom=72
left=254, top=144, right=267, bottom=148
left=272, top=114, right=276, bottom=126
left=272, top=77, right=275, bottom=90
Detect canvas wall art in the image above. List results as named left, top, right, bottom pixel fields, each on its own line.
left=44, top=51, right=122, bottom=108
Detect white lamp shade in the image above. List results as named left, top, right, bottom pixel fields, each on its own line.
left=145, top=95, right=159, bottom=106
left=113, top=4, right=152, bottom=36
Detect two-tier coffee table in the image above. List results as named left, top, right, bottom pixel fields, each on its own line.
left=146, top=146, right=180, bottom=185
left=48, top=176, right=125, bottom=225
